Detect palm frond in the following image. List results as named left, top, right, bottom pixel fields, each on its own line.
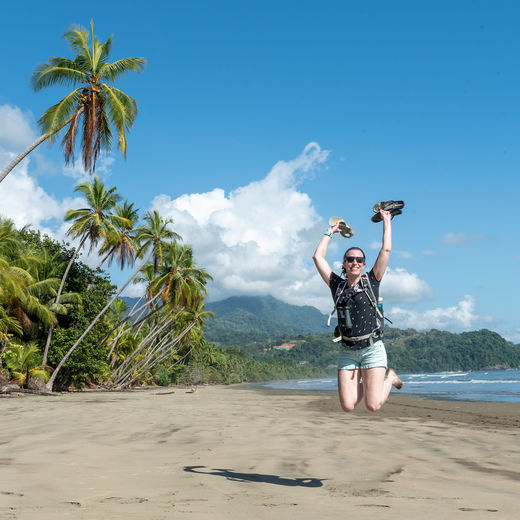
left=28, top=278, right=60, bottom=298
left=54, top=292, right=82, bottom=305
left=31, top=62, right=87, bottom=91
left=98, top=35, right=113, bottom=64
left=48, top=302, right=68, bottom=315
left=61, top=107, right=83, bottom=164
left=98, top=112, right=113, bottom=153
left=64, top=207, right=91, bottom=222
left=38, top=89, right=83, bottom=137
left=101, top=84, right=138, bottom=156
left=63, top=25, right=92, bottom=63
left=0, top=313, right=23, bottom=337
left=99, top=57, right=146, bottom=82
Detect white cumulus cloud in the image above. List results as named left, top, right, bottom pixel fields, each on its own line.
left=389, top=295, right=493, bottom=332
left=0, top=104, right=88, bottom=253
left=151, top=142, right=331, bottom=310
left=0, top=151, right=81, bottom=235
left=380, top=267, right=433, bottom=304
left=0, top=105, right=36, bottom=152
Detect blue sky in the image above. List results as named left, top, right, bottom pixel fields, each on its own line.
left=0, top=1, right=519, bottom=341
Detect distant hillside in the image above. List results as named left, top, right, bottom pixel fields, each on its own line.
left=121, top=296, right=140, bottom=309
left=204, top=295, right=330, bottom=342
left=230, top=327, right=520, bottom=375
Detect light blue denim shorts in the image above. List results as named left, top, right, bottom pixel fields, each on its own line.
left=337, top=340, right=388, bottom=370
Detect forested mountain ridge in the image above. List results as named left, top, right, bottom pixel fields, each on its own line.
left=122, top=294, right=520, bottom=374
left=204, top=295, right=331, bottom=338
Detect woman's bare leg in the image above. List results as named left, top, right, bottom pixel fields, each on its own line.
left=362, top=367, right=402, bottom=412
left=337, top=369, right=363, bottom=412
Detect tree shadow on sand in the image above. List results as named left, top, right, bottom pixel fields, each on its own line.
left=184, top=465, right=326, bottom=487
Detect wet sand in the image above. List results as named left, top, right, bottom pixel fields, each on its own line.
left=1, top=386, right=519, bottom=519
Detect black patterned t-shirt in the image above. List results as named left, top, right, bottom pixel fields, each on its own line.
left=329, top=269, right=381, bottom=348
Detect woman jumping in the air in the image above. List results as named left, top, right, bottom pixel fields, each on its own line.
left=312, top=208, right=402, bottom=412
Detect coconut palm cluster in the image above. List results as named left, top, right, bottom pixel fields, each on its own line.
left=0, top=178, right=213, bottom=392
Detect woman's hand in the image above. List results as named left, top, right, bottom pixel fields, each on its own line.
left=328, top=221, right=343, bottom=234
left=380, top=209, right=392, bottom=223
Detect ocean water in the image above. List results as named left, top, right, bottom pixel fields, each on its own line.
left=259, top=368, right=520, bottom=403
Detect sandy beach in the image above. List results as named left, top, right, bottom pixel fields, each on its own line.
left=1, top=386, right=519, bottom=519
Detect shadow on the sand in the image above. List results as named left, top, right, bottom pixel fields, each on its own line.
left=184, top=465, right=325, bottom=487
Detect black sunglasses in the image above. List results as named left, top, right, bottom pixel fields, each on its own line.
left=345, top=256, right=365, bottom=264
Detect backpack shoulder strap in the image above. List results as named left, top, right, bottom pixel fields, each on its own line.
left=327, top=277, right=348, bottom=326
left=362, top=273, right=383, bottom=319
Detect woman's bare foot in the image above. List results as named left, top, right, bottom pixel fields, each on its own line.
left=387, top=369, right=403, bottom=389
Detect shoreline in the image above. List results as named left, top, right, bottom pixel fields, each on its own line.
left=5, top=379, right=520, bottom=429
left=244, top=385, right=520, bottom=430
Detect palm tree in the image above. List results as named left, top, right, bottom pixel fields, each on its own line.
left=0, top=21, right=145, bottom=183
left=0, top=256, right=54, bottom=335
left=3, top=342, right=51, bottom=388
left=150, top=243, right=212, bottom=308
left=1, top=230, right=28, bottom=362
left=29, top=248, right=82, bottom=366
left=0, top=219, right=23, bottom=259
left=135, top=210, right=180, bottom=275
left=65, top=176, right=128, bottom=256
left=44, top=177, right=126, bottom=357
left=106, top=246, right=213, bottom=388
left=44, top=245, right=155, bottom=391
left=97, top=201, right=139, bottom=270
left=0, top=302, right=22, bottom=352
left=45, top=211, right=182, bottom=391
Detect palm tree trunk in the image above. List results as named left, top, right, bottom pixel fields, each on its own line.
left=0, top=134, right=50, bottom=184
left=110, top=309, right=176, bottom=378
left=101, top=292, right=163, bottom=353
left=0, top=108, right=84, bottom=184
left=42, top=233, right=88, bottom=366
left=113, top=320, right=196, bottom=388
left=45, top=249, right=153, bottom=391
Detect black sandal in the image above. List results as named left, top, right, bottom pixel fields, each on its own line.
left=371, top=200, right=405, bottom=222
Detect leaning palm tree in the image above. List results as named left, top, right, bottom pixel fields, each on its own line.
left=106, top=244, right=213, bottom=388
left=45, top=212, right=180, bottom=391
left=0, top=21, right=145, bottom=183
left=43, top=176, right=127, bottom=357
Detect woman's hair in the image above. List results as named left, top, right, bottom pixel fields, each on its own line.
left=341, top=247, right=366, bottom=276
